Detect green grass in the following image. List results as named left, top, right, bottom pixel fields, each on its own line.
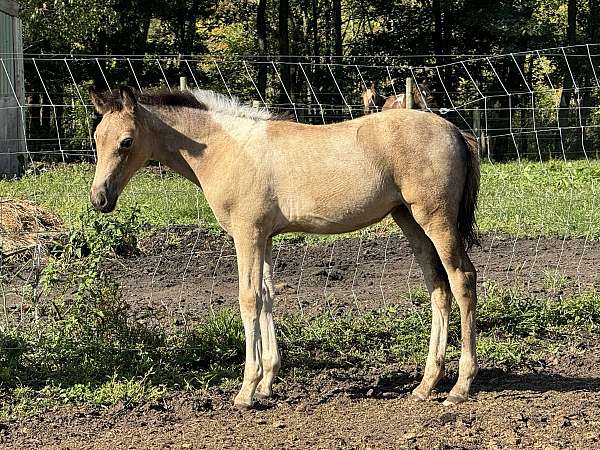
left=1, top=159, right=600, bottom=239
left=2, top=283, right=599, bottom=420
left=0, top=164, right=218, bottom=233
left=479, top=160, right=600, bottom=239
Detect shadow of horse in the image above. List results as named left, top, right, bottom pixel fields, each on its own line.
left=341, top=367, right=600, bottom=401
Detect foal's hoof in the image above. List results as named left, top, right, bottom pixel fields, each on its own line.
left=410, top=390, right=430, bottom=402
left=234, top=401, right=253, bottom=411
left=254, top=391, right=272, bottom=400
left=442, top=394, right=468, bottom=406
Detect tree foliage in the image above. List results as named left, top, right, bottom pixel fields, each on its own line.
left=19, top=1, right=599, bottom=58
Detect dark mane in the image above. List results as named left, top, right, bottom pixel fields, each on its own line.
left=101, top=89, right=207, bottom=111
left=93, top=87, right=293, bottom=121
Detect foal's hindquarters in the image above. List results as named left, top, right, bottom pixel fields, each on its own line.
left=228, top=110, right=479, bottom=409
left=386, top=122, right=479, bottom=405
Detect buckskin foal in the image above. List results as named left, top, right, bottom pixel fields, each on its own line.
left=89, top=86, right=480, bottom=409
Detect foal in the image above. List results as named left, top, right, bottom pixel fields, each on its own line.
left=362, top=80, right=435, bottom=113
left=89, top=86, right=480, bottom=409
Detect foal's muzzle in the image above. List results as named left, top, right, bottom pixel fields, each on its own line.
left=90, top=185, right=117, bottom=213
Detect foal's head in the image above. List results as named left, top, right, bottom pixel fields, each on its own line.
left=88, top=86, right=153, bottom=213
left=414, top=81, right=437, bottom=109
left=362, top=82, right=385, bottom=114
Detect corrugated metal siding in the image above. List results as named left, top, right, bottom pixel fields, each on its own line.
left=0, top=10, right=21, bottom=176
left=0, top=12, right=15, bottom=95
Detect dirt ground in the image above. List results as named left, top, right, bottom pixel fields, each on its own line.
left=3, top=352, right=600, bottom=449
left=2, top=227, right=600, bottom=449
left=113, top=226, right=599, bottom=325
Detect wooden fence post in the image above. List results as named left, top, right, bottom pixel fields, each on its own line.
left=405, top=77, right=414, bottom=109
left=473, top=106, right=489, bottom=158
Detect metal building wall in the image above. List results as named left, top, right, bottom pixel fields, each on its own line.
left=0, top=1, right=25, bottom=178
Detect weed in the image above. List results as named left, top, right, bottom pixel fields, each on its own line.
left=542, top=269, right=570, bottom=292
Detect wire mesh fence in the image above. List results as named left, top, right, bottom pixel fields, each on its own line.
left=0, top=44, right=599, bottom=330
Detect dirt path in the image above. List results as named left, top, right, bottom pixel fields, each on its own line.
left=110, top=226, right=600, bottom=325
left=4, top=350, right=600, bottom=449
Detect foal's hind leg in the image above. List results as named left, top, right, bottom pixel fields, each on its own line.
left=255, top=237, right=281, bottom=399
left=412, top=209, right=479, bottom=406
left=392, top=207, right=453, bottom=400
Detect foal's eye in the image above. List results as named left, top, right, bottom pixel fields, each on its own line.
left=120, top=138, right=133, bottom=149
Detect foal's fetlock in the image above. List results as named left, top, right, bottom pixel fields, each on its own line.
left=255, top=372, right=278, bottom=399
left=411, top=365, right=445, bottom=401
left=234, top=373, right=263, bottom=409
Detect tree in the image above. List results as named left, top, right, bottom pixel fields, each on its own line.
left=332, top=0, right=343, bottom=56
left=278, top=0, right=292, bottom=104
left=257, top=0, right=268, bottom=102
left=557, top=0, right=578, bottom=155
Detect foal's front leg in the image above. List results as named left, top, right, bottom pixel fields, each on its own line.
left=255, top=237, right=281, bottom=399
left=233, top=230, right=266, bottom=410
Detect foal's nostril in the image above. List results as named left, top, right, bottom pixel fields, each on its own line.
left=91, top=190, right=108, bottom=210
left=98, top=192, right=108, bottom=209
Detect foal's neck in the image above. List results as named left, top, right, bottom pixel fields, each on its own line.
left=145, top=106, right=214, bottom=186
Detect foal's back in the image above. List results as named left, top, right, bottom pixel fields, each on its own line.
left=256, top=109, right=465, bottom=235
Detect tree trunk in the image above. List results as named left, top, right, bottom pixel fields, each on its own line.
left=311, top=0, right=320, bottom=56
left=432, top=0, right=443, bottom=56
left=332, top=0, right=343, bottom=56
left=182, top=0, right=199, bottom=55
left=589, top=0, right=600, bottom=41
left=567, top=0, right=577, bottom=45
left=257, top=0, right=268, bottom=102
left=278, top=0, right=291, bottom=105
left=432, top=0, right=452, bottom=98
left=557, top=0, right=578, bottom=157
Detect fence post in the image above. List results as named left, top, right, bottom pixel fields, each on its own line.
left=473, top=106, right=480, bottom=136
left=179, top=76, right=188, bottom=91
left=0, top=7, right=25, bottom=177
left=405, top=77, right=413, bottom=109
left=473, top=106, right=488, bottom=158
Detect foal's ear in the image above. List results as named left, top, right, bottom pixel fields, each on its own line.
left=89, top=86, right=109, bottom=115
left=119, top=85, right=138, bottom=113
